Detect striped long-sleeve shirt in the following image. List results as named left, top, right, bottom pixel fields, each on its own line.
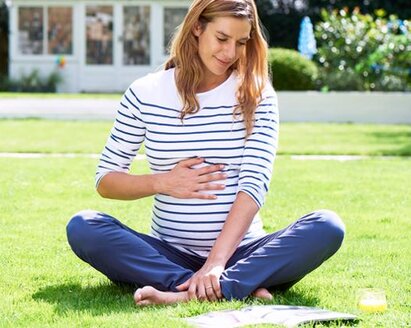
left=96, top=68, right=279, bottom=257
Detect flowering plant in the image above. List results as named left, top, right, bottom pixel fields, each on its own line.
left=315, top=8, right=410, bottom=91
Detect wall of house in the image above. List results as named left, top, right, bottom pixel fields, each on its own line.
left=8, top=0, right=190, bottom=92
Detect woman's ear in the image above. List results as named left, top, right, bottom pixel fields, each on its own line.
left=192, top=21, right=203, bottom=37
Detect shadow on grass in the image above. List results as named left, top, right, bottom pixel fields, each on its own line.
left=270, top=288, right=320, bottom=307
left=32, top=283, right=323, bottom=318
left=32, top=282, right=137, bottom=316
left=271, top=290, right=359, bottom=327
left=370, top=130, right=411, bottom=156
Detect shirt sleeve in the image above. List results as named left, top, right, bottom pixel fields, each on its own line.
left=95, top=87, right=146, bottom=188
left=237, top=86, right=279, bottom=208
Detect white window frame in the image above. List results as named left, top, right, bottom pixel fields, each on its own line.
left=12, top=2, right=76, bottom=61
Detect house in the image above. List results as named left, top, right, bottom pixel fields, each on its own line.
left=8, top=0, right=190, bottom=92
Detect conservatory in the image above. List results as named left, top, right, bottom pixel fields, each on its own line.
left=8, top=0, right=190, bottom=92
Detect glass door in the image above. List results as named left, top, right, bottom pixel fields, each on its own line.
left=163, top=7, right=187, bottom=54
left=122, top=6, right=151, bottom=66
left=85, top=5, right=113, bottom=65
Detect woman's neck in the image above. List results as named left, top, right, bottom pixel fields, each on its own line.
left=196, top=70, right=232, bottom=93
left=173, top=67, right=232, bottom=93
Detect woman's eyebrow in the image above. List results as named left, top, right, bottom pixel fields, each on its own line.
left=216, top=31, right=250, bottom=41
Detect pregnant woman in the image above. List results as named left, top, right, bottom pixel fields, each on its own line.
left=66, top=0, right=345, bottom=306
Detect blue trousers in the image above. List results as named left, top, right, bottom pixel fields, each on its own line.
left=66, top=209, right=345, bottom=300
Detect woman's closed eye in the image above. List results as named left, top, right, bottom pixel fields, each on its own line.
left=217, top=37, right=246, bottom=47
left=217, top=37, right=228, bottom=42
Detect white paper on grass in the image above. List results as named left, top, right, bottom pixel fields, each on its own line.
left=185, top=305, right=357, bottom=328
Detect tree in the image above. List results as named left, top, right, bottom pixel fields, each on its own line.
left=256, top=0, right=307, bottom=49
left=308, top=0, right=411, bottom=20
left=256, top=0, right=411, bottom=50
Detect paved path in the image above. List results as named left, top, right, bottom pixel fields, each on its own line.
left=2, top=96, right=410, bottom=124
left=0, top=98, right=118, bottom=120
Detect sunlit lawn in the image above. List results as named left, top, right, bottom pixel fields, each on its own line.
left=0, top=119, right=410, bottom=156
left=0, top=120, right=410, bottom=327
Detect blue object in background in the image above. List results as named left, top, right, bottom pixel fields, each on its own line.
left=298, top=16, right=317, bottom=59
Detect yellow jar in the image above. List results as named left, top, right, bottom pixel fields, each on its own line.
left=357, top=288, right=387, bottom=313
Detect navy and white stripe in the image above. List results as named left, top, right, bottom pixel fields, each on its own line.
left=96, top=68, right=279, bottom=257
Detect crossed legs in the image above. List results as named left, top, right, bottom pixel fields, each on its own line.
left=66, top=209, right=345, bottom=305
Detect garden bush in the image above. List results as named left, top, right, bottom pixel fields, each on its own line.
left=256, top=0, right=411, bottom=52
left=0, top=69, right=62, bottom=92
left=268, top=48, right=319, bottom=90
left=315, top=8, right=411, bottom=91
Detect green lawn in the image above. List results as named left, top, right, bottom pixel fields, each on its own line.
left=0, top=119, right=410, bottom=156
left=1, top=120, right=410, bottom=327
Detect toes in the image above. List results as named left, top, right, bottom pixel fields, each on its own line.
left=136, top=300, right=151, bottom=306
left=134, top=288, right=143, bottom=303
left=253, top=288, right=273, bottom=300
left=264, top=293, right=273, bottom=300
left=134, top=286, right=158, bottom=306
left=134, top=288, right=151, bottom=306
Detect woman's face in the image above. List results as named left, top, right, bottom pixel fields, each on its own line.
left=194, top=16, right=251, bottom=82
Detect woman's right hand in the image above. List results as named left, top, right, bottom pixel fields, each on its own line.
left=158, top=157, right=227, bottom=199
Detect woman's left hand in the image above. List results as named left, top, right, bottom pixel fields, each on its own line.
left=176, top=263, right=224, bottom=301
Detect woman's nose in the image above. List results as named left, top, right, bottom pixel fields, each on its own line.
left=223, top=43, right=237, bottom=61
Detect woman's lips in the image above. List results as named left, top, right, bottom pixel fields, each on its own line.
left=215, top=57, right=231, bottom=67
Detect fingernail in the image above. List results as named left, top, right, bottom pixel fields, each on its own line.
left=220, top=164, right=225, bottom=169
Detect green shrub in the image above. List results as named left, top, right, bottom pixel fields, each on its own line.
left=315, top=8, right=411, bottom=91
left=268, top=48, right=319, bottom=90
left=0, top=69, right=62, bottom=92
left=0, top=74, right=11, bottom=91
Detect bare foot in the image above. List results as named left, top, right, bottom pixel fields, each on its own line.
left=252, top=288, right=273, bottom=300
left=134, top=286, right=189, bottom=306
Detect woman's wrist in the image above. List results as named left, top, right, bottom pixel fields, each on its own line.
left=151, top=172, right=169, bottom=194
left=206, top=252, right=229, bottom=267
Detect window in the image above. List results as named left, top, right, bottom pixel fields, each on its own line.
left=18, top=6, right=73, bottom=55
left=48, top=7, right=73, bottom=55
left=18, top=7, right=43, bottom=54
left=123, top=6, right=151, bottom=65
left=164, top=8, right=187, bottom=54
left=86, top=6, right=113, bottom=65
